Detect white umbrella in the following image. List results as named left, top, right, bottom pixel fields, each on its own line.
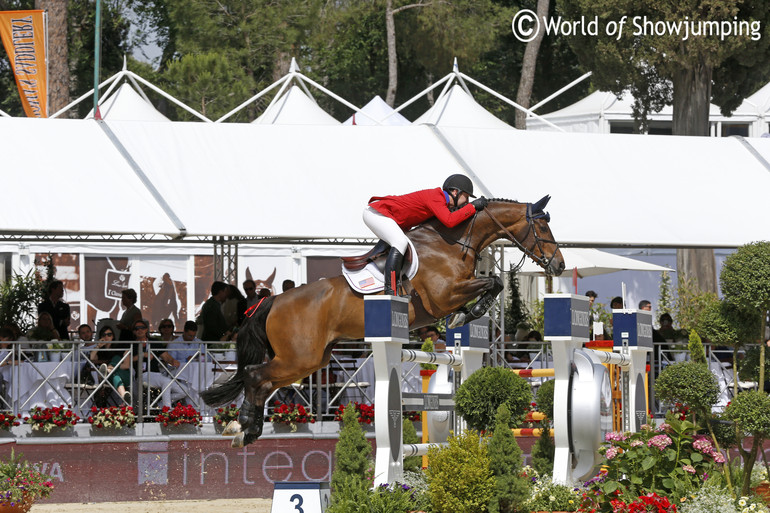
left=506, top=247, right=674, bottom=278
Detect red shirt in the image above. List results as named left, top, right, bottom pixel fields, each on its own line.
left=369, top=188, right=476, bottom=231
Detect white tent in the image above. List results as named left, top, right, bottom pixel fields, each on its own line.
left=252, top=85, right=340, bottom=125
left=2, top=118, right=770, bottom=248
left=508, top=248, right=673, bottom=277
left=413, top=84, right=512, bottom=129
left=733, top=81, right=770, bottom=136
left=526, top=89, right=760, bottom=135
left=85, top=83, right=170, bottom=122
left=0, top=118, right=182, bottom=237
left=343, top=96, right=410, bottom=126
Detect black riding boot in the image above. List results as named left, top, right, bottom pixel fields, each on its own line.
left=383, top=247, right=404, bottom=296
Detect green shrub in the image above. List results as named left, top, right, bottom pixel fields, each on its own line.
left=530, top=422, right=555, bottom=476
left=487, top=404, right=529, bottom=513
left=455, top=367, right=531, bottom=432
left=426, top=430, right=495, bottom=513
left=655, top=361, right=719, bottom=415
left=724, top=390, right=770, bottom=495
left=402, top=417, right=421, bottom=472
left=678, top=482, right=740, bottom=513
left=535, top=379, right=555, bottom=420
left=328, top=402, right=373, bottom=512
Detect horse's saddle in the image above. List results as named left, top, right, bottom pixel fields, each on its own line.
left=341, top=239, right=413, bottom=272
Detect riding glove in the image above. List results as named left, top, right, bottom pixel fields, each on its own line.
left=471, top=197, right=488, bottom=211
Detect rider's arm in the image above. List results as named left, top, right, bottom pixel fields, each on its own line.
left=427, top=190, right=477, bottom=228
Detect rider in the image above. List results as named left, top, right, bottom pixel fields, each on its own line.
left=364, top=174, right=489, bottom=295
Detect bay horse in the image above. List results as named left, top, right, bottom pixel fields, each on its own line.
left=201, top=196, right=565, bottom=447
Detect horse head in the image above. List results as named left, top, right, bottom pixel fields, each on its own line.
left=487, top=197, right=565, bottom=276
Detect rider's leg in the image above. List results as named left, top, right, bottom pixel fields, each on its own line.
left=363, top=207, right=409, bottom=295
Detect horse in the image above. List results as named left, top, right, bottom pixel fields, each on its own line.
left=200, top=195, right=565, bottom=447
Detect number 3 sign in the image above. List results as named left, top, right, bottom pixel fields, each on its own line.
left=271, top=482, right=330, bottom=513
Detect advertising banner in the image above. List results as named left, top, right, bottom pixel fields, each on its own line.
left=0, top=10, right=47, bottom=117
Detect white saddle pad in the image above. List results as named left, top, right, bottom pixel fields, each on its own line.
left=341, top=239, right=419, bottom=294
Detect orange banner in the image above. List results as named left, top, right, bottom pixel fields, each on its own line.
left=0, top=10, right=47, bottom=117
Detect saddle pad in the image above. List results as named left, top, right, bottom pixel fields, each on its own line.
left=341, top=239, right=419, bottom=294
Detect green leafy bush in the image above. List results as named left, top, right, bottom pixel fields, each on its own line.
left=402, top=417, right=421, bottom=472
left=455, top=367, right=531, bottom=432
left=426, top=430, right=495, bottom=513
left=535, top=379, right=555, bottom=421
left=655, top=361, right=719, bottom=416
left=328, top=402, right=373, bottom=513
left=530, top=422, right=555, bottom=476
left=487, top=404, right=529, bottom=513
left=724, top=390, right=770, bottom=495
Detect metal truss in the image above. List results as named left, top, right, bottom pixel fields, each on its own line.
left=213, top=236, right=239, bottom=284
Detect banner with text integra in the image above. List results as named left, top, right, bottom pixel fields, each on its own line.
left=0, top=10, right=47, bottom=117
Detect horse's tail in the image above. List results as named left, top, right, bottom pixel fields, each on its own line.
left=200, top=296, right=276, bottom=407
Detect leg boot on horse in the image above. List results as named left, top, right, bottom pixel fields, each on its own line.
left=448, top=275, right=504, bottom=328
left=383, top=247, right=404, bottom=296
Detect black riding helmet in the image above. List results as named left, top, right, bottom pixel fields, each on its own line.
left=442, top=174, right=476, bottom=198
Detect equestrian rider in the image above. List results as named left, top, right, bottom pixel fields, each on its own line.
left=364, top=174, right=489, bottom=295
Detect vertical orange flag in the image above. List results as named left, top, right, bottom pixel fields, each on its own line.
left=0, top=10, right=47, bottom=117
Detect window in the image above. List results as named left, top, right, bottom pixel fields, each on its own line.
left=721, top=124, right=749, bottom=137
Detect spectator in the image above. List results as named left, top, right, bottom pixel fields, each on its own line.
left=169, top=321, right=201, bottom=362
left=116, top=288, right=142, bottom=341
left=585, top=290, right=598, bottom=309
left=133, top=319, right=185, bottom=408
left=638, top=300, right=652, bottom=311
left=38, top=280, right=70, bottom=340
left=257, top=288, right=271, bottom=299
left=610, top=297, right=624, bottom=310
left=243, top=279, right=259, bottom=311
left=77, top=324, right=93, bottom=342
left=27, top=312, right=59, bottom=341
left=422, top=325, right=446, bottom=352
left=282, top=279, right=296, bottom=292
left=199, top=281, right=230, bottom=342
left=223, top=284, right=244, bottom=331
left=91, top=325, right=117, bottom=366
left=156, top=319, right=176, bottom=342
left=653, top=313, right=676, bottom=342
left=527, top=330, right=543, bottom=342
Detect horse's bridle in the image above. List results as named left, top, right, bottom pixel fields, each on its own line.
left=483, top=203, right=560, bottom=272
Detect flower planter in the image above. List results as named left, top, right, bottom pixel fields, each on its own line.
left=29, top=427, right=75, bottom=437
left=0, top=501, right=32, bottom=513
left=272, top=422, right=311, bottom=434
left=90, top=427, right=134, bottom=436
left=753, top=481, right=770, bottom=505
left=160, top=424, right=200, bottom=435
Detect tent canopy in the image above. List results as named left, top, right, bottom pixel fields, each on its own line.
left=2, top=118, right=770, bottom=248
left=86, top=83, right=170, bottom=122
left=509, top=247, right=673, bottom=277
left=253, top=85, right=340, bottom=125
left=413, top=84, right=513, bottom=129
left=343, top=96, right=410, bottom=126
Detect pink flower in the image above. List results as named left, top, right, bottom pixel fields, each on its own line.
left=647, top=434, right=673, bottom=450
left=693, top=437, right=713, bottom=453
left=630, top=440, right=644, bottom=448
left=713, top=452, right=726, bottom=464
left=605, top=432, right=627, bottom=442
left=683, top=464, right=696, bottom=474
left=605, top=446, right=619, bottom=460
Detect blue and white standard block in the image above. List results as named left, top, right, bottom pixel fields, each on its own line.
left=544, top=294, right=590, bottom=341
left=271, top=481, right=330, bottom=513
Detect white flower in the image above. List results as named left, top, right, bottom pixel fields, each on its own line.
left=549, top=495, right=555, bottom=502
left=739, top=498, right=747, bottom=507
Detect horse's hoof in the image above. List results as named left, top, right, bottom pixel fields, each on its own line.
left=448, top=311, right=466, bottom=329
left=231, top=432, right=245, bottom=448
left=222, top=420, right=241, bottom=436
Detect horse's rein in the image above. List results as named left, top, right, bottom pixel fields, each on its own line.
left=484, top=205, right=559, bottom=271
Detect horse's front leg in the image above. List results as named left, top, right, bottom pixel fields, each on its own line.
left=447, top=275, right=504, bottom=328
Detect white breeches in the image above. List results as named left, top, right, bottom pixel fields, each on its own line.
left=363, top=206, right=409, bottom=254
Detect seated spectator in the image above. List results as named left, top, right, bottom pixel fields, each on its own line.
left=156, top=319, right=176, bottom=342
left=169, top=321, right=201, bottom=362
left=0, top=327, right=14, bottom=364
left=282, top=279, right=296, bottom=292
left=653, top=313, right=676, bottom=342
left=77, top=323, right=93, bottom=343
left=133, top=319, right=185, bottom=408
left=638, top=300, right=652, bottom=311
left=90, top=325, right=117, bottom=366
left=27, top=312, right=59, bottom=341
left=610, top=297, right=624, bottom=310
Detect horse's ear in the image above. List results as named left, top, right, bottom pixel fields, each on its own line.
left=532, top=195, right=551, bottom=213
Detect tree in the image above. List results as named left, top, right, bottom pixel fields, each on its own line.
left=487, top=403, right=529, bottom=513
left=328, top=402, right=372, bottom=512
left=720, top=241, right=770, bottom=391
left=515, top=0, right=549, bottom=129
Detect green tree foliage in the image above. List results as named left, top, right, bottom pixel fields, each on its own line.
left=402, top=417, right=421, bottom=472
left=658, top=271, right=673, bottom=319
left=674, top=276, right=718, bottom=332
left=721, top=241, right=770, bottom=388
left=426, top=430, right=495, bottom=513
left=504, top=270, right=529, bottom=336
left=455, top=367, right=532, bottom=432
left=655, top=361, right=719, bottom=417
left=535, top=378, right=555, bottom=420
left=162, top=51, right=250, bottom=120
left=724, top=390, right=770, bottom=495
left=687, top=330, right=707, bottom=366
left=487, top=404, right=529, bottom=513
left=696, top=296, right=761, bottom=349
left=0, top=270, right=47, bottom=333
left=530, top=422, right=555, bottom=476
left=328, top=402, right=372, bottom=511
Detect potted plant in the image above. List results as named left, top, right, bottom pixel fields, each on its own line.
left=87, top=405, right=136, bottom=435
left=0, top=414, right=20, bottom=436
left=269, top=401, right=316, bottom=433
left=334, top=402, right=374, bottom=427
left=156, top=403, right=201, bottom=434
left=23, top=405, right=79, bottom=435
left=0, top=449, right=55, bottom=512
left=213, top=404, right=239, bottom=433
